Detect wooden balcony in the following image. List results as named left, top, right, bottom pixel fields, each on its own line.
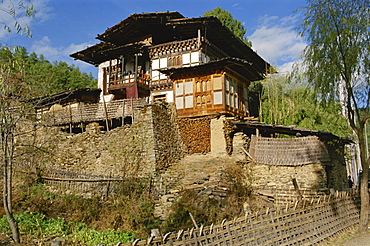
left=108, top=73, right=150, bottom=90
left=108, top=73, right=151, bottom=98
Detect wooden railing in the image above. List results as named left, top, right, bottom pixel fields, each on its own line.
left=109, top=73, right=150, bottom=88
left=38, top=98, right=147, bottom=126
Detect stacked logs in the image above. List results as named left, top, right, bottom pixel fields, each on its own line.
left=223, top=120, right=237, bottom=155
left=177, top=116, right=211, bottom=154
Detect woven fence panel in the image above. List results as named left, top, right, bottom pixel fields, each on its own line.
left=39, top=98, right=147, bottom=126
left=249, top=135, right=330, bottom=166
left=41, top=166, right=156, bottom=197
left=41, top=167, right=119, bottom=195
left=125, top=191, right=360, bottom=246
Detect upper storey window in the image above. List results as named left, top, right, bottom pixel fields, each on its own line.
left=150, top=45, right=209, bottom=82
left=168, top=55, right=182, bottom=67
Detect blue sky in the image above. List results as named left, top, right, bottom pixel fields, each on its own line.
left=0, top=0, right=307, bottom=78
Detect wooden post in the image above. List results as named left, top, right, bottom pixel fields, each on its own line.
left=102, top=96, right=110, bottom=132
left=292, top=178, right=303, bottom=201
left=189, top=212, right=199, bottom=229
left=121, top=56, right=125, bottom=83
left=134, top=54, right=138, bottom=83
left=105, top=172, right=111, bottom=200
left=122, top=99, right=125, bottom=126
left=68, top=102, right=73, bottom=133
left=131, top=97, right=134, bottom=123
left=79, top=102, right=84, bottom=132
left=108, top=59, right=112, bottom=85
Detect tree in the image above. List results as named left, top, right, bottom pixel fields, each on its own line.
left=250, top=74, right=351, bottom=138
left=296, top=0, right=370, bottom=231
left=203, top=7, right=252, bottom=47
left=0, top=45, right=97, bottom=243
left=0, top=0, right=35, bottom=37
left=0, top=49, right=28, bottom=244
left=0, top=1, right=35, bottom=243
left=0, top=47, right=97, bottom=95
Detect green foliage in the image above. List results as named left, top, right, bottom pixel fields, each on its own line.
left=296, top=0, right=369, bottom=129
left=0, top=211, right=135, bottom=245
left=70, top=227, right=134, bottom=246
left=163, top=162, right=255, bottom=233
left=0, top=46, right=97, bottom=97
left=257, top=74, right=351, bottom=138
left=7, top=182, right=157, bottom=240
left=296, top=3, right=369, bottom=224
left=203, top=7, right=252, bottom=47
left=248, top=81, right=263, bottom=117
left=0, top=0, right=35, bottom=37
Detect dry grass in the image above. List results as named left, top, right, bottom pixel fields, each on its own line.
left=317, top=225, right=367, bottom=245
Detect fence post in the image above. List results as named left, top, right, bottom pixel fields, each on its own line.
left=105, top=172, right=111, bottom=199
left=79, top=102, right=84, bottom=132
left=131, top=97, right=134, bottom=123
left=122, top=99, right=125, bottom=126
left=68, top=102, right=73, bottom=133
left=102, top=96, right=110, bottom=132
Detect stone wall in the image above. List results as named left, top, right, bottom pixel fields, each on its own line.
left=252, top=163, right=328, bottom=204
left=151, top=102, right=187, bottom=171
left=29, top=102, right=185, bottom=178
left=247, top=135, right=348, bottom=205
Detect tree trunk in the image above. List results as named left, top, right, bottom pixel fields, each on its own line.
left=3, top=200, right=20, bottom=244
left=2, top=135, right=20, bottom=243
left=358, top=129, right=369, bottom=231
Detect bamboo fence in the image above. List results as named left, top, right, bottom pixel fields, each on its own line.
left=124, top=191, right=360, bottom=246
left=249, top=135, right=331, bottom=166
left=40, top=166, right=154, bottom=197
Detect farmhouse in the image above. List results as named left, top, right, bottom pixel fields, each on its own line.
left=70, top=11, right=270, bottom=119
left=29, top=11, right=352, bottom=208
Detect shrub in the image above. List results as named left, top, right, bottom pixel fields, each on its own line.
left=0, top=211, right=135, bottom=245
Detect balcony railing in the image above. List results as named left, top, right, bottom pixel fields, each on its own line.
left=38, top=98, right=148, bottom=126
left=109, top=72, right=151, bottom=88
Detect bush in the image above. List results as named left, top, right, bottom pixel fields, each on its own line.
left=163, top=162, right=256, bottom=232
left=0, top=211, right=135, bottom=245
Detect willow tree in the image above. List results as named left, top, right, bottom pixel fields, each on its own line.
left=257, top=74, right=351, bottom=138
left=0, top=0, right=35, bottom=37
left=296, top=0, right=370, bottom=231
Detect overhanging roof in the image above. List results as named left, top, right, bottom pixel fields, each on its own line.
left=231, top=121, right=353, bottom=144
left=70, top=11, right=272, bottom=74
left=70, top=42, right=147, bottom=66
left=159, top=58, right=265, bottom=82
left=28, top=88, right=102, bottom=109
left=165, top=16, right=269, bottom=73
left=97, top=11, right=185, bottom=45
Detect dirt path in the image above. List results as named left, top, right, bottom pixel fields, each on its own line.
left=342, top=232, right=370, bottom=245
left=320, top=227, right=370, bottom=245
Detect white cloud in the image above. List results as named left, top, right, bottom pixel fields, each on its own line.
left=277, top=61, right=296, bottom=74
left=249, top=14, right=307, bottom=73
left=31, top=36, right=59, bottom=57
left=30, top=35, right=96, bottom=72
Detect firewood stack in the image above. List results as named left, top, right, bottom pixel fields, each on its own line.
left=223, top=120, right=237, bottom=155
left=177, top=116, right=211, bottom=154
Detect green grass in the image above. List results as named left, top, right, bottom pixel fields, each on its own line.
left=0, top=211, right=135, bottom=245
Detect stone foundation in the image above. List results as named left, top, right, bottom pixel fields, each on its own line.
left=29, top=102, right=186, bottom=177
